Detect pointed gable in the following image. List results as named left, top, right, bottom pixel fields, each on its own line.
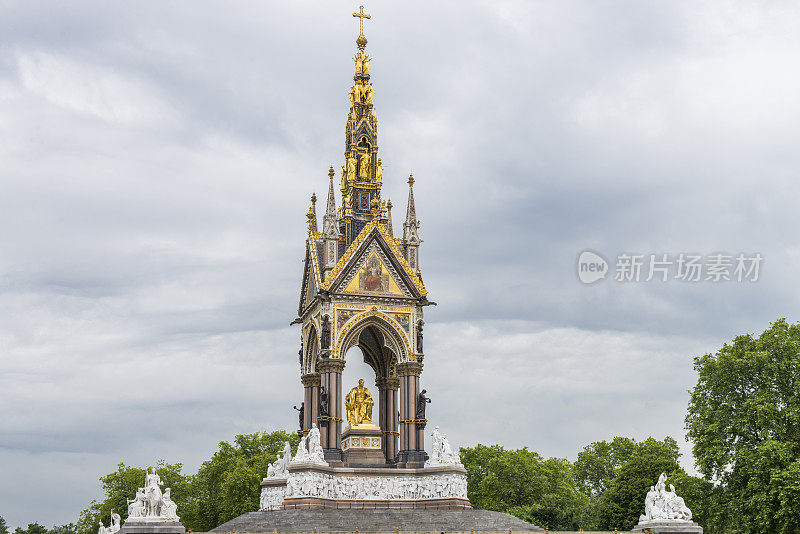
left=322, top=219, right=427, bottom=298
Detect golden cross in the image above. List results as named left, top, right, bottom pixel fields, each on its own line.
left=353, top=5, right=371, bottom=36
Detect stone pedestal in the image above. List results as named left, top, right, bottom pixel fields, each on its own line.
left=119, top=521, right=185, bottom=534
left=261, top=464, right=471, bottom=511
left=634, top=520, right=703, bottom=534
left=342, top=424, right=384, bottom=466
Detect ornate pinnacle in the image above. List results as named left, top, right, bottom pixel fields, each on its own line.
left=353, top=5, right=370, bottom=50
left=307, top=193, right=318, bottom=233
left=408, top=173, right=415, bottom=186
left=323, top=168, right=339, bottom=239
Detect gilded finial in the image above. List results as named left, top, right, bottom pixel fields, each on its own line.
left=328, top=165, right=335, bottom=178
left=408, top=173, right=414, bottom=186
left=387, top=199, right=392, bottom=210
left=311, top=192, right=317, bottom=205
left=353, top=5, right=370, bottom=50
left=369, top=197, right=381, bottom=218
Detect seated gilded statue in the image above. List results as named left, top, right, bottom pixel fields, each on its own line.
left=344, top=378, right=375, bottom=427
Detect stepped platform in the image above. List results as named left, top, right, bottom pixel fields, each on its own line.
left=210, top=509, right=543, bottom=533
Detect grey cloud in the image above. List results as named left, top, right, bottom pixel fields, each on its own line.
left=2, top=0, right=800, bottom=528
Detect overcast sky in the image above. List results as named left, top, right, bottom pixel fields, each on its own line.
left=2, top=0, right=800, bottom=527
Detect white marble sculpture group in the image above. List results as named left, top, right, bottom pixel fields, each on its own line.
left=289, top=423, right=328, bottom=467
left=126, top=467, right=180, bottom=522
left=97, top=513, right=120, bottom=534
left=639, top=473, right=693, bottom=522
left=425, top=426, right=462, bottom=467
left=266, top=441, right=294, bottom=479
left=260, top=425, right=468, bottom=511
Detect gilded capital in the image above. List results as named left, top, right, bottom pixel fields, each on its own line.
left=396, top=362, right=423, bottom=377
left=317, top=359, right=346, bottom=374
left=376, top=377, right=400, bottom=390
left=301, top=373, right=321, bottom=387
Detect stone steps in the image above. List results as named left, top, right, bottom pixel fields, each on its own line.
left=209, top=509, right=543, bottom=533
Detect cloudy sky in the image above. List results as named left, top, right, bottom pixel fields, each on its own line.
left=2, top=0, right=800, bottom=527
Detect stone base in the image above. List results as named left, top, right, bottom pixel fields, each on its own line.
left=211, top=509, right=544, bottom=533
left=262, top=464, right=469, bottom=512
left=281, top=497, right=471, bottom=510
left=342, top=425, right=384, bottom=466
left=119, top=521, right=185, bottom=534
left=634, top=520, right=704, bottom=534
left=395, top=450, right=429, bottom=468
left=323, top=448, right=345, bottom=466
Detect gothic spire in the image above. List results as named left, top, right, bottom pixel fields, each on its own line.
left=322, top=166, right=340, bottom=239
left=403, top=174, right=420, bottom=245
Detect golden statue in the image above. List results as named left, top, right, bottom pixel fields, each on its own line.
left=341, top=164, right=347, bottom=190
left=376, top=158, right=383, bottom=183
left=345, top=379, right=375, bottom=427
left=354, top=52, right=370, bottom=75
left=346, top=154, right=357, bottom=182
left=364, top=83, right=374, bottom=105
left=359, top=152, right=371, bottom=180
left=350, top=85, right=360, bottom=105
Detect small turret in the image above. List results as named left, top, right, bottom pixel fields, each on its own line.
left=307, top=193, right=318, bottom=234
left=403, top=174, right=421, bottom=274
left=322, top=167, right=340, bottom=278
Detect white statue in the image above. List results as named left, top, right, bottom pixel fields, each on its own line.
left=123, top=467, right=181, bottom=522
left=307, top=423, right=327, bottom=465
left=290, top=424, right=328, bottom=467
left=639, top=473, right=693, bottom=523
left=425, top=426, right=462, bottom=467
left=98, top=512, right=121, bottom=534
left=161, top=488, right=180, bottom=520
left=266, top=441, right=293, bottom=479
left=291, top=434, right=310, bottom=464
left=128, top=487, right=146, bottom=517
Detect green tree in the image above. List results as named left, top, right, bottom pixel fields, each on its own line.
left=190, top=430, right=300, bottom=531
left=586, top=437, right=682, bottom=530
left=13, top=524, right=47, bottom=534
left=76, top=462, right=190, bottom=534
left=459, top=444, right=589, bottom=530
left=0, top=516, right=8, bottom=534
left=686, top=318, right=800, bottom=534
left=573, top=436, right=637, bottom=497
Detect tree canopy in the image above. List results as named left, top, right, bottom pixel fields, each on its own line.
left=74, top=430, right=299, bottom=534
left=686, top=318, right=800, bottom=534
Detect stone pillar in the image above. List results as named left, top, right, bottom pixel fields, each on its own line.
left=300, top=373, right=320, bottom=435
left=316, top=358, right=346, bottom=464
left=396, top=362, right=426, bottom=467
left=377, top=377, right=400, bottom=463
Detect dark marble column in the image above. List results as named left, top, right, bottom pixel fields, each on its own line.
left=316, top=358, right=345, bottom=464
left=377, top=377, right=400, bottom=463
left=396, top=361, right=426, bottom=467
left=300, top=373, right=320, bottom=435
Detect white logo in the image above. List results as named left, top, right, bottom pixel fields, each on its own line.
left=577, top=250, right=609, bottom=284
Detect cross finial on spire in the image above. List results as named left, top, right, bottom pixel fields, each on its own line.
left=353, top=5, right=371, bottom=36
left=353, top=5, right=371, bottom=49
